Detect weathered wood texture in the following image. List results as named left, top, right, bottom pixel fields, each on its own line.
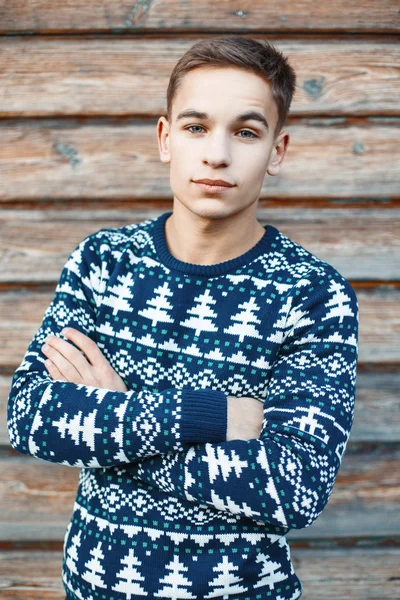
left=0, top=546, right=398, bottom=599
left=0, top=0, right=399, bottom=33
left=0, top=119, right=399, bottom=201
left=0, top=443, right=399, bottom=542
left=2, top=371, right=400, bottom=446
left=1, top=206, right=399, bottom=281
left=1, top=284, right=397, bottom=366
left=0, top=37, right=399, bottom=117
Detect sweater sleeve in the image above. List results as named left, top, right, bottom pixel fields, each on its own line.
left=7, top=233, right=227, bottom=469
left=121, top=268, right=359, bottom=530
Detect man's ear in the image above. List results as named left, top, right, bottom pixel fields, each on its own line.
left=157, top=116, right=171, bottom=164
left=266, top=131, right=290, bottom=176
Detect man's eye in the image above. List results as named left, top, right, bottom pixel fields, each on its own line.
left=185, top=125, right=205, bottom=134
left=238, top=130, right=258, bottom=139
left=185, top=126, right=258, bottom=139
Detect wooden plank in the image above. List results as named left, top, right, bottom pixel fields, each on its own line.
left=1, top=37, right=399, bottom=117
left=2, top=371, right=400, bottom=446
left=0, top=549, right=64, bottom=599
left=292, top=546, right=400, bottom=599
left=349, top=371, right=400, bottom=442
left=0, top=119, right=399, bottom=201
left=356, top=287, right=400, bottom=362
left=0, top=285, right=398, bottom=366
left=0, top=451, right=79, bottom=542
left=0, top=545, right=399, bottom=599
left=1, top=206, right=399, bottom=282
left=0, top=442, right=399, bottom=542
left=0, top=0, right=399, bottom=34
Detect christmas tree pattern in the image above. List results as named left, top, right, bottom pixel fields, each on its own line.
left=204, top=554, right=246, bottom=598
left=139, top=281, right=174, bottom=326
left=57, top=245, right=107, bottom=307
left=202, top=444, right=248, bottom=484
left=253, top=552, right=288, bottom=592
left=82, top=541, right=107, bottom=590
left=224, top=297, right=263, bottom=342
left=180, top=289, right=218, bottom=337
left=52, top=409, right=102, bottom=451
left=264, top=294, right=295, bottom=345
left=101, top=272, right=135, bottom=315
left=154, top=554, right=196, bottom=599
left=322, top=279, right=355, bottom=323
left=112, top=548, right=147, bottom=598
left=82, top=262, right=108, bottom=305
left=65, top=529, right=82, bottom=576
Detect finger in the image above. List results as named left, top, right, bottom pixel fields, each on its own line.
left=43, top=334, right=91, bottom=377
left=41, top=341, right=84, bottom=382
left=44, top=358, right=67, bottom=382
left=60, top=328, right=104, bottom=367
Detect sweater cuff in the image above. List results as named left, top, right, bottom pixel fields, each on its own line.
left=180, top=389, right=227, bottom=444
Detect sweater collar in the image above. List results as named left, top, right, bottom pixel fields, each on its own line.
left=153, top=211, right=279, bottom=277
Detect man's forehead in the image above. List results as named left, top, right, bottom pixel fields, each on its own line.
left=173, top=68, right=276, bottom=126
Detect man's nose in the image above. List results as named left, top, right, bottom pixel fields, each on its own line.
left=202, top=133, right=231, bottom=167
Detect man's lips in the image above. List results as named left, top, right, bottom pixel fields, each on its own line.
left=193, top=181, right=235, bottom=193
left=193, top=179, right=235, bottom=187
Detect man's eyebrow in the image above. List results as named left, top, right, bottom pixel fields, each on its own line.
left=176, top=109, right=269, bottom=131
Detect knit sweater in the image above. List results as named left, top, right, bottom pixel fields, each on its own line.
left=7, top=210, right=359, bottom=600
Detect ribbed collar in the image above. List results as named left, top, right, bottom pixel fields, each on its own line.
left=153, top=211, right=279, bottom=277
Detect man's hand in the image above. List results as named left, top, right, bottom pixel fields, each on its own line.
left=227, top=396, right=264, bottom=441
left=41, top=327, right=128, bottom=392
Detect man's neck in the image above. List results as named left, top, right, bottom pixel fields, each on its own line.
left=164, top=205, right=266, bottom=266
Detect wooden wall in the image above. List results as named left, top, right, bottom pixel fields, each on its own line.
left=1, top=1, right=399, bottom=598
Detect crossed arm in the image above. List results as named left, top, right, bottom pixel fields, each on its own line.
left=7, top=238, right=228, bottom=468
left=40, top=303, right=358, bottom=531
left=31, top=281, right=359, bottom=531
left=40, top=327, right=264, bottom=442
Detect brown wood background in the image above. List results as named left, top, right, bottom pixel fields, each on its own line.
left=1, top=1, right=399, bottom=598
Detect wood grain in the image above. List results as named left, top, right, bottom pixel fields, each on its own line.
left=0, top=119, right=399, bottom=201
left=0, top=37, right=398, bottom=117
left=292, top=546, right=400, bottom=599
left=0, top=0, right=399, bottom=34
left=0, top=549, right=64, bottom=599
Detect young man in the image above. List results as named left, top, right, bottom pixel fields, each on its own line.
left=7, top=36, right=359, bottom=599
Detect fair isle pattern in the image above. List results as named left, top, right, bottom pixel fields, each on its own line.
left=7, top=210, right=359, bottom=599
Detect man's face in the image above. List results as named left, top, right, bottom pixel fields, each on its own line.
left=157, top=66, right=289, bottom=220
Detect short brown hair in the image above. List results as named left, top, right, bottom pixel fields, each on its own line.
left=166, top=36, right=297, bottom=140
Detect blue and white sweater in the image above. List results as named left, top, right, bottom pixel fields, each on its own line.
left=7, top=210, right=359, bottom=600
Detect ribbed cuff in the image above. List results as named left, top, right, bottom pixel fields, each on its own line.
left=180, top=389, right=227, bottom=444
